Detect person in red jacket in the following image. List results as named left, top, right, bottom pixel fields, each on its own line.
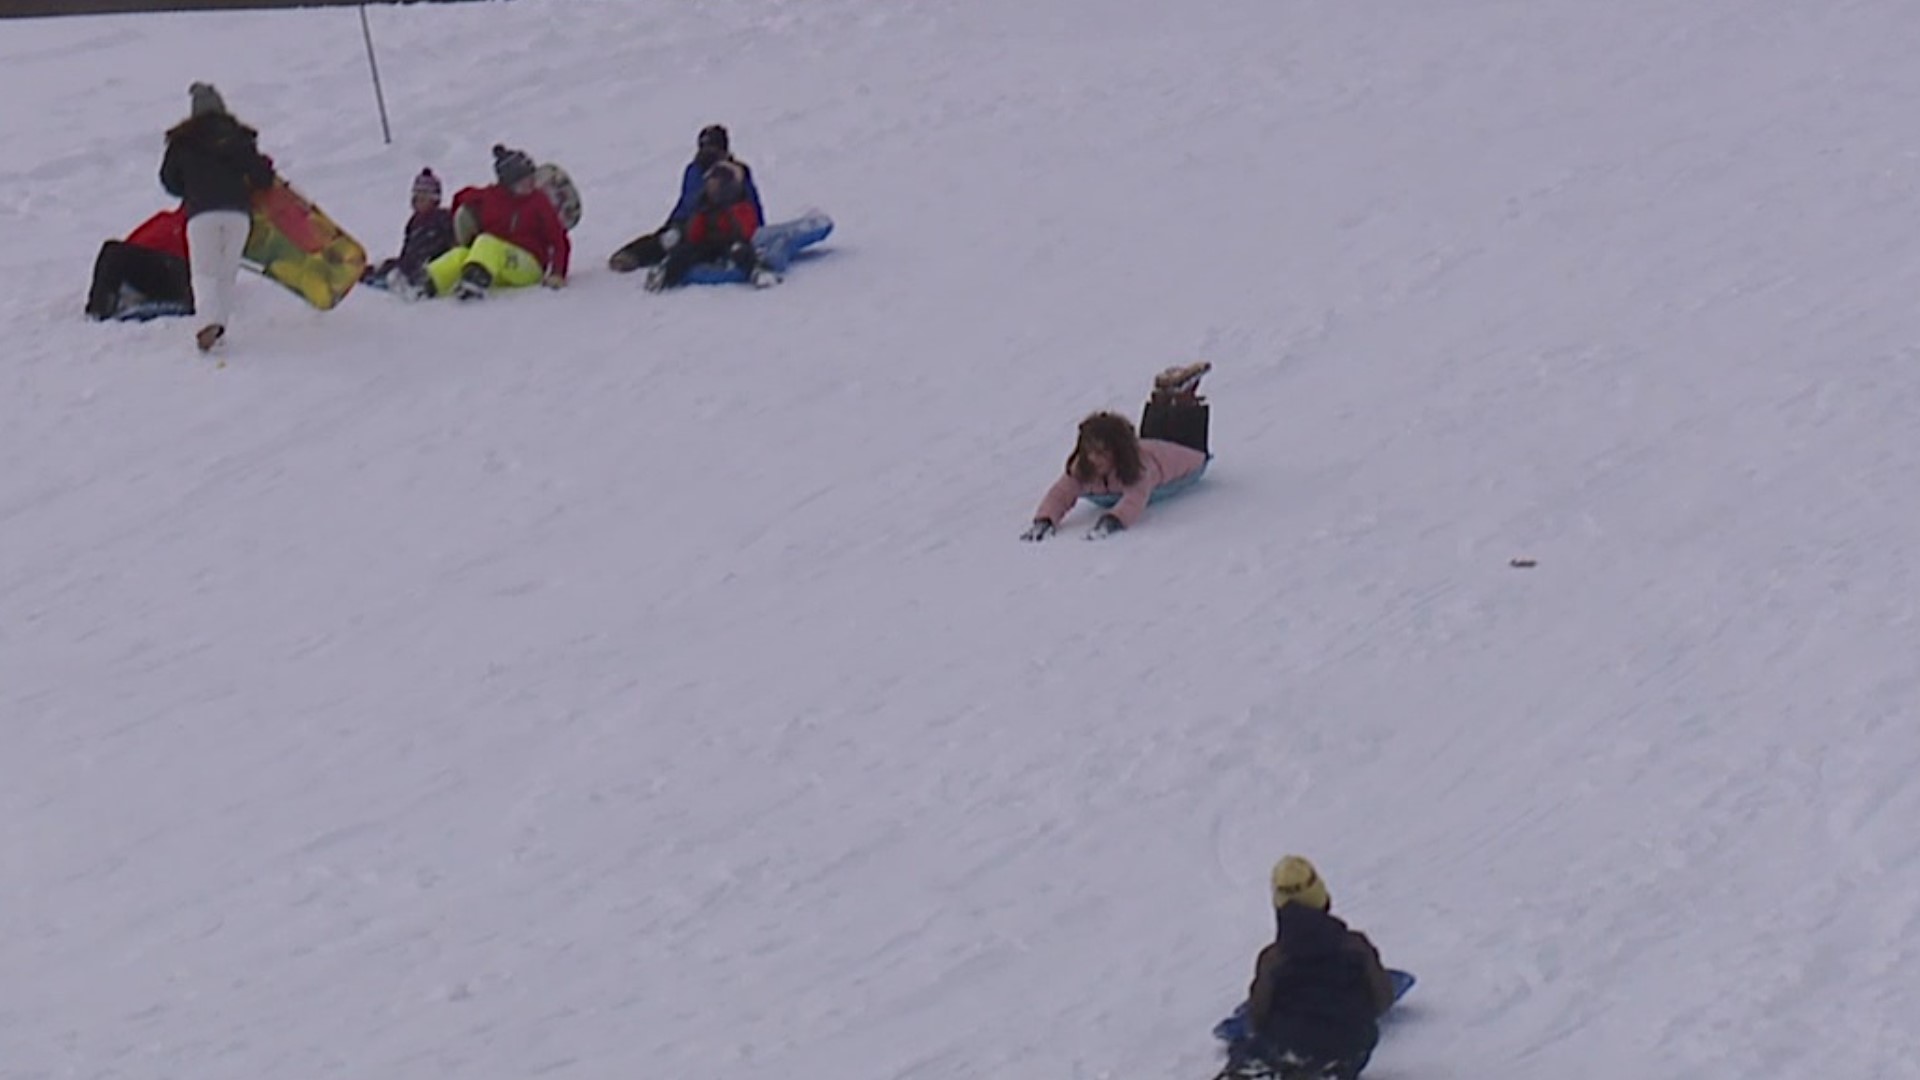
left=85, top=206, right=194, bottom=320
left=644, top=160, right=778, bottom=291
left=425, top=144, right=570, bottom=301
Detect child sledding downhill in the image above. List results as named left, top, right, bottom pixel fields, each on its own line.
left=427, top=145, right=570, bottom=301
left=1020, top=362, right=1214, bottom=541
left=363, top=169, right=455, bottom=298
left=643, top=160, right=780, bottom=291
left=609, top=123, right=766, bottom=273
left=1218, top=857, right=1398, bottom=1080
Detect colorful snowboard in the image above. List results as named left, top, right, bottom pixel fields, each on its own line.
left=1210, top=969, right=1416, bottom=1045
left=682, top=209, right=833, bottom=285
left=242, top=179, right=367, bottom=311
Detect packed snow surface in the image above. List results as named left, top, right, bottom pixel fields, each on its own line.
left=5, top=2, right=1919, bottom=1077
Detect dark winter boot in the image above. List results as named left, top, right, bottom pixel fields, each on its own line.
left=721, top=240, right=779, bottom=288
left=454, top=262, right=493, bottom=301
left=609, top=232, right=668, bottom=272
left=649, top=244, right=701, bottom=292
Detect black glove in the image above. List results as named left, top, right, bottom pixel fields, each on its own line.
left=1085, top=513, right=1124, bottom=540
left=1019, top=519, right=1055, bottom=542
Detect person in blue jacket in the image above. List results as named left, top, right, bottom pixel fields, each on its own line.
left=608, top=124, right=764, bottom=272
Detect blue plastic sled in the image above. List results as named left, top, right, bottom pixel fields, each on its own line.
left=1085, top=456, right=1212, bottom=509
left=112, top=299, right=193, bottom=322
left=681, top=210, right=834, bottom=285
left=1211, top=969, right=1416, bottom=1045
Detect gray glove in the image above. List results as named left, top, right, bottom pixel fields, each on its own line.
left=1085, top=513, right=1124, bottom=540
left=1019, top=519, right=1055, bottom=542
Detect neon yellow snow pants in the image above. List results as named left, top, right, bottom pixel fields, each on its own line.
left=427, top=234, right=544, bottom=296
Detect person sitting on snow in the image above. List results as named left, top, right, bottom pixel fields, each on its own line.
left=643, top=160, right=778, bottom=291
left=1020, top=362, right=1214, bottom=541
left=427, top=145, right=570, bottom=301
left=85, top=205, right=193, bottom=320
left=1221, top=856, right=1396, bottom=1080
left=363, top=168, right=455, bottom=298
left=609, top=123, right=765, bottom=273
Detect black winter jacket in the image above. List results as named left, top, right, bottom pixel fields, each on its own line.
left=160, top=114, right=274, bottom=217
left=1245, top=904, right=1385, bottom=1062
left=395, top=207, right=456, bottom=273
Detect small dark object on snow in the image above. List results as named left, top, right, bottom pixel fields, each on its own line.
left=1509, top=557, right=1537, bottom=568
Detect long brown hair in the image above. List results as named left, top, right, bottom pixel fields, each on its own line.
left=1066, top=411, right=1143, bottom=486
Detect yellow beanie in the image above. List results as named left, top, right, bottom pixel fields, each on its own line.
left=1271, top=855, right=1331, bottom=911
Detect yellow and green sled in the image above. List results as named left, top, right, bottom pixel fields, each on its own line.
left=242, top=179, right=367, bottom=311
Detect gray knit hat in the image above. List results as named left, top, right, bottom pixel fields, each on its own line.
left=492, top=144, right=536, bottom=185
left=189, top=82, right=228, bottom=118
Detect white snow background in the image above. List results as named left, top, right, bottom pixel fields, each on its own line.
left=4, top=1, right=1920, bottom=1077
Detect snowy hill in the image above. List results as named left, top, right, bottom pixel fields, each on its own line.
left=5, top=1, right=1920, bottom=1078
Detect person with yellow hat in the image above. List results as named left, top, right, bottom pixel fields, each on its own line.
left=1220, top=857, right=1396, bottom=1080
left=1268, top=854, right=1333, bottom=921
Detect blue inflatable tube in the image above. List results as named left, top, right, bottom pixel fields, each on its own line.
left=1084, top=456, right=1211, bottom=508
left=682, top=210, right=834, bottom=285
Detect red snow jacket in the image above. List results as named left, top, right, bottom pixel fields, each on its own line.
left=125, top=208, right=190, bottom=260
left=685, top=200, right=759, bottom=247
left=451, top=183, right=571, bottom=277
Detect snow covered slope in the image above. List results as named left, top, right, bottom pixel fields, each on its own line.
left=5, top=2, right=1919, bottom=1077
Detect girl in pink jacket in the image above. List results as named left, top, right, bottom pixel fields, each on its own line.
left=1022, top=363, right=1213, bottom=541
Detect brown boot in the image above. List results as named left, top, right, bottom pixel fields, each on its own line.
left=1153, top=360, right=1212, bottom=399
left=195, top=324, right=225, bottom=352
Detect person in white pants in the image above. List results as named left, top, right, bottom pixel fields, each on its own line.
left=184, top=210, right=248, bottom=337
left=160, top=83, right=274, bottom=352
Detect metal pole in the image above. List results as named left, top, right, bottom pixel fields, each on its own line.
left=360, top=3, right=393, bottom=145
